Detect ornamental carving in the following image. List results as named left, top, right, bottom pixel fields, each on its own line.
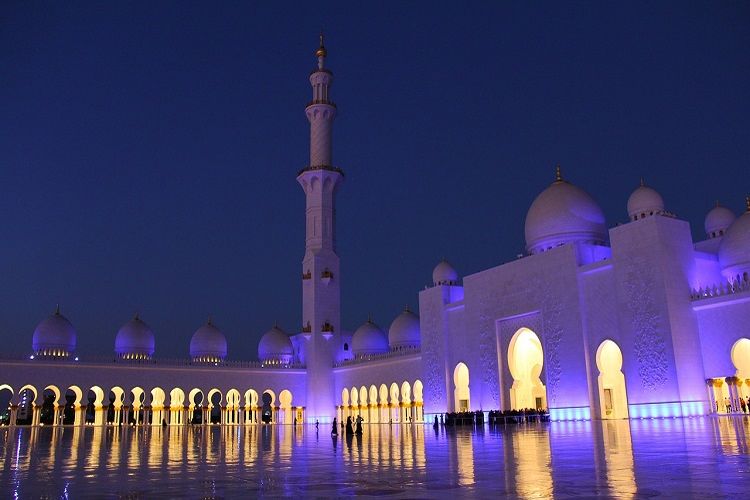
left=623, top=256, right=668, bottom=391
left=421, top=298, right=446, bottom=410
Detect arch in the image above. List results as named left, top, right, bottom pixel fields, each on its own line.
left=341, top=387, right=349, bottom=406
left=88, top=386, right=105, bottom=407
left=261, top=389, right=275, bottom=424
left=226, top=389, right=241, bottom=408
left=401, top=381, right=412, bottom=404
left=244, top=389, right=258, bottom=408
left=379, top=384, right=388, bottom=405
left=507, top=328, right=547, bottom=411
left=188, top=388, right=204, bottom=407
left=596, top=340, right=629, bottom=419
left=262, top=389, right=276, bottom=406
left=279, top=389, right=293, bottom=424
left=206, top=388, right=223, bottom=408
left=731, top=338, right=750, bottom=378
left=169, top=388, right=185, bottom=407
left=18, top=384, right=39, bottom=405
left=368, top=385, right=378, bottom=405
left=43, top=385, right=61, bottom=405
left=732, top=338, right=750, bottom=400
left=150, top=387, right=166, bottom=407
left=453, top=362, right=470, bottom=412
left=65, top=385, right=82, bottom=407
left=359, top=386, right=368, bottom=406
left=0, top=385, right=13, bottom=425
left=110, top=386, right=125, bottom=407
left=389, top=382, right=400, bottom=422
left=413, top=380, right=424, bottom=403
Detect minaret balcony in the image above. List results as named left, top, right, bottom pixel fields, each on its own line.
left=302, top=270, right=312, bottom=280
left=297, top=164, right=344, bottom=177
left=321, top=322, right=334, bottom=340
left=306, top=99, right=336, bottom=108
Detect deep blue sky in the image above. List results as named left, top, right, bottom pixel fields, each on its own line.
left=1, top=2, right=748, bottom=360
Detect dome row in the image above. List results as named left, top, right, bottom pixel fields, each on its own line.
left=32, top=312, right=227, bottom=362
left=350, top=308, right=421, bottom=358
left=522, top=168, right=750, bottom=280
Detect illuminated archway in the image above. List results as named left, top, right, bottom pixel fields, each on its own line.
left=401, top=381, right=412, bottom=422
left=413, top=380, right=424, bottom=422
left=226, top=389, right=241, bottom=425
left=340, top=388, right=350, bottom=423
left=350, top=386, right=359, bottom=420
left=150, top=387, right=166, bottom=426
left=369, top=385, right=378, bottom=423
left=379, top=384, right=388, bottom=423
left=731, top=338, right=750, bottom=399
left=453, top=362, right=470, bottom=412
left=278, top=390, right=293, bottom=424
left=0, top=385, right=13, bottom=425
left=596, top=340, right=629, bottom=419
left=389, top=383, right=400, bottom=422
left=244, top=389, right=258, bottom=424
left=207, top=388, right=223, bottom=424
left=508, top=328, right=547, bottom=410
left=359, top=386, right=367, bottom=421
left=261, top=390, right=275, bottom=423
left=169, top=388, right=186, bottom=425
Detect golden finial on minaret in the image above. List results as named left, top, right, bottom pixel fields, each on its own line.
left=315, top=32, right=327, bottom=58
left=640, top=177, right=645, bottom=187
left=55, top=304, right=60, bottom=315
left=745, top=195, right=750, bottom=213
left=554, top=164, right=563, bottom=183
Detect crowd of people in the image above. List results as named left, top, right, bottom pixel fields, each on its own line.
left=432, top=408, right=549, bottom=428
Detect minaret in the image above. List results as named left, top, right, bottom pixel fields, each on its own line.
left=297, top=34, right=343, bottom=421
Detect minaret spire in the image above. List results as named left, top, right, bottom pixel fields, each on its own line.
left=297, top=35, right=344, bottom=421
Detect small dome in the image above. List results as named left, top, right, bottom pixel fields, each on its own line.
left=258, top=326, right=293, bottom=364
left=32, top=307, right=76, bottom=357
left=524, top=168, right=606, bottom=254
left=351, top=319, right=389, bottom=357
left=190, top=319, right=227, bottom=361
left=718, top=198, right=750, bottom=282
left=705, top=203, right=736, bottom=239
left=388, top=308, right=421, bottom=349
left=115, top=315, right=155, bottom=359
left=433, top=260, right=458, bottom=286
left=627, top=181, right=665, bottom=220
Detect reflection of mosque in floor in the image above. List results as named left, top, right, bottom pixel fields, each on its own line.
left=1, top=37, right=749, bottom=426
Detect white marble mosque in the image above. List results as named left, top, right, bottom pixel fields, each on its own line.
left=1, top=37, right=749, bottom=428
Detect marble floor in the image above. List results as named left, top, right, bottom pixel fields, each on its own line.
left=1, top=416, right=748, bottom=498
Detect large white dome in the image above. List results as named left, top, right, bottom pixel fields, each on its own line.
left=432, top=260, right=458, bottom=286
left=351, top=320, right=389, bottom=357
left=388, top=308, right=421, bottom=349
left=115, top=315, right=155, bottom=359
left=258, top=326, right=293, bottom=363
left=190, top=319, right=227, bottom=361
left=627, top=182, right=665, bottom=221
left=718, top=199, right=750, bottom=281
left=524, top=169, right=606, bottom=254
left=32, top=307, right=76, bottom=356
left=705, top=203, right=736, bottom=239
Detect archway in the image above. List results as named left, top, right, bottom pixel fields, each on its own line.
left=169, top=388, right=186, bottom=425
left=244, top=389, right=258, bottom=424
left=369, top=385, right=378, bottom=423
left=261, top=390, right=275, bottom=423
left=389, top=383, right=400, bottom=422
left=150, top=387, right=166, bottom=426
left=189, top=389, right=204, bottom=424
left=413, top=380, right=424, bottom=422
left=16, top=386, right=37, bottom=425
left=86, top=386, right=105, bottom=425
left=207, top=389, right=223, bottom=424
left=508, top=328, right=547, bottom=410
left=596, top=340, right=629, bottom=419
left=40, top=386, right=60, bottom=425
left=401, top=381, right=412, bottom=422
left=0, top=385, right=13, bottom=425
left=130, top=387, right=145, bottom=425
left=359, top=386, right=367, bottom=421
left=731, top=338, right=750, bottom=400
left=350, top=386, right=359, bottom=420
left=453, top=362, right=470, bottom=412
left=341, top=388, right=349, bottom=423
left=226, top=389, right=241, bottom=424
left=279, top=390, right=293, bottom=424
left=379, top=384, right=388, bottom=423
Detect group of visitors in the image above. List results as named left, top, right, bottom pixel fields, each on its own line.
left=431, top=408, right=549, bottom=428
left=718, top=396, right=750, bottom=414
left=331, top=415, right=363, bottom=436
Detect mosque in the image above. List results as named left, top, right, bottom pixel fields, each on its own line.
left=1, top=38, right=749, bottom=427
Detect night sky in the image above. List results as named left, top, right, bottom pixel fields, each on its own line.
left=1, top=2, right=748, bottom=360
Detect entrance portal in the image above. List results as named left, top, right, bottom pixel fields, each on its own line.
left=508, top=328, right=547, bottom=410
left=453, top=362, right=470, bottom=412
left=596, top=339, right=629, bottom=419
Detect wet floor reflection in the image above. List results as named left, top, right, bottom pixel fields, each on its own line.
left=1, top=417, right=749, bottom=498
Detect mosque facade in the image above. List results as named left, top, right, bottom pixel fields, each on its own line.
left=1, top=39, right=749, bottom=427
